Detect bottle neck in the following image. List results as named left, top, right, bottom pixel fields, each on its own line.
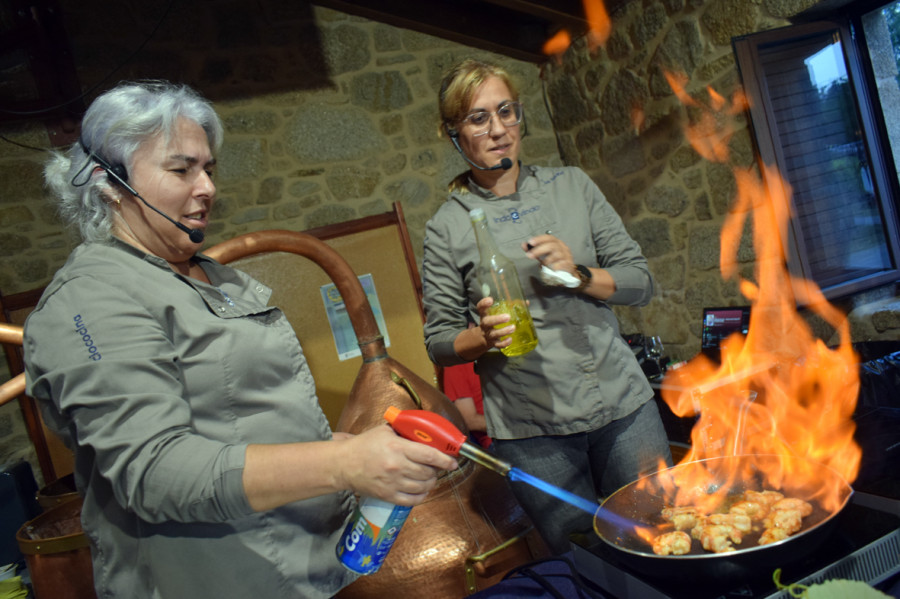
left=471, top=216, right=501, bottom=257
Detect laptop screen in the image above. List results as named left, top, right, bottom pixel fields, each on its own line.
left=701, top=306, right=751, bottom=357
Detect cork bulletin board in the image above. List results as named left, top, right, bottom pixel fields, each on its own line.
left=222, top=203, right=435, bottom=428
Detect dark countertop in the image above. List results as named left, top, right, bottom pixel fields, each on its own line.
left=468, top=553, right=900, bottom=599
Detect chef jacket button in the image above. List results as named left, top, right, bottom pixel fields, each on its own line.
left=256, top=285, right=264, bottom=292
left=218, top=306, right=226, bottom=312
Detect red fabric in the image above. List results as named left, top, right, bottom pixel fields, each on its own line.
left=442, top=362, right=483, bottom=412
left=441, top=362, right=491, bottom=448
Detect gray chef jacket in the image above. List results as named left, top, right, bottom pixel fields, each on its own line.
left=423, top=164, right=654, bottom=440
left=24, top=239, right=357, bottom=599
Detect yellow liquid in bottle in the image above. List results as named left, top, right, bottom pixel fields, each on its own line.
left=489, top=299, right=538, bottom=357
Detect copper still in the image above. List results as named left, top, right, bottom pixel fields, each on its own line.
left=207, top=230, right=547, bottom=598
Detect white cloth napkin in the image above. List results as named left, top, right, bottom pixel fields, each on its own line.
left=540, top=265, right=581, bottom=288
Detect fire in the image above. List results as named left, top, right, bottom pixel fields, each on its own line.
left=630, top=104, right=645, bottom=134
left=583, top=0, right=612, bottom=52
left=543, top=30, right=571, bottom=60
left=655, top=73, right=861, bottom=515
left=663, top=72, right=748, bottom=163
left=542, top=0, right=611, bottom=58
left=633, top=523, right=665, bottom=546
left=538, top=0, right=859, bottom=545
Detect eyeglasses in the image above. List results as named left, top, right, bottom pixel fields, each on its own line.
left=460, top=102, right=523, bottom=137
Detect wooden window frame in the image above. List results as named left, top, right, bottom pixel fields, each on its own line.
left=734, top=18, right=900, bottom=300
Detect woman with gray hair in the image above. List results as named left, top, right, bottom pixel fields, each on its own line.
left=45, top=80, right=225, bottom=246
left=25, top=80, right=456, bottom=599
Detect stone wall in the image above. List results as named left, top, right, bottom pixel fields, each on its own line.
left=0, top=2, right=562, bottom=295
left=1, top=0, right=898, bottom=478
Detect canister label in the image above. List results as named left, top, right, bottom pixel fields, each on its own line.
left=336, top=498, right=411, bottom=575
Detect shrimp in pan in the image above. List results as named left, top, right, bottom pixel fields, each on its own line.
left=652, top=531, right=692, bottom=556
left=660, top=506, right=702, bottom=531
left=696, top=523, right=743, bottom=553
left=707, top=512, right=752, bottom=534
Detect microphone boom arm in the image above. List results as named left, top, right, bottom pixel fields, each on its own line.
left=450, top=135, right=512, bottom=172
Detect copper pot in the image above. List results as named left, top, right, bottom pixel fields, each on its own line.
left=207, top=231, right=547, bottom=597
left=16, top=497, right=96, bottom=599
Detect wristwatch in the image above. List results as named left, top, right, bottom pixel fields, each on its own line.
left=574, top=264, right=592, bottom=291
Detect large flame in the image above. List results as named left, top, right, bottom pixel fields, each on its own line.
left=656, top=74, right=861, bottom=514
left=540, top=0, right=859, bottom=527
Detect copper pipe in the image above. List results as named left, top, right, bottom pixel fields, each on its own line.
left=0, top=322, right=23, bottom=346
left=204, top=230, right=382, bottom=351
left=0, top=323, right=25, bottom=406
left=0, top=374, right=25, bottom=407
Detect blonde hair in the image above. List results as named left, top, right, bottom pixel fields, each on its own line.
left=438, top=59, right=520, bottom=192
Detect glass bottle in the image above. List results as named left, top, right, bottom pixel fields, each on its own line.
left=469, top=208, right=538, bottom=357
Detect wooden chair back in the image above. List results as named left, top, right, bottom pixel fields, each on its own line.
left=0, top=287, right=73, bottom=483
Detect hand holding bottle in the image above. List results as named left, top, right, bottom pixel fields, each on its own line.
left=475, top=296, right=516, bottom=351
left=469, top=208, right=538, bottom=357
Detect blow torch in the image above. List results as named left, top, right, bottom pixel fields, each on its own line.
left=383, top=406, right=600, bottom=516
left=383, top=406, right=512, bottom=476
left=338, top=408, right=523, bottom=576
left=337, top=407, right=610, bottom=576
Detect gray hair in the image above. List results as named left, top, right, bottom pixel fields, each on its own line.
left=44, top=81, right=224, bottom=243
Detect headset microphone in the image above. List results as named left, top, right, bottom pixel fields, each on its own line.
left=85, top=147, right=205, bottom=244
left=136, top=197, right=205, bottom=244
left=449, top=133, right=513, bottom=172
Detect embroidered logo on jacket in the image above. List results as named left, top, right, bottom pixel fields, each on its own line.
left=73, top=314, right=102, bottom=361
left=492, top=205, right=540, bottom=224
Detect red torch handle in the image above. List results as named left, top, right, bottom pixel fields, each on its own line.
left=383, top=406, right=466, bottom=457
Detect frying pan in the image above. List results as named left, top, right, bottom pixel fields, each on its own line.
left=592, top=454, right=853, bottom=583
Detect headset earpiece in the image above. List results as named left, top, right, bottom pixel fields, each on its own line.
left=108, top=163, right=129, bottom=184
left=84, top=147, right=135, bottom=194
left=92, top=153, right=138, bottom=196
left=79, top=140, right=129, bottom=185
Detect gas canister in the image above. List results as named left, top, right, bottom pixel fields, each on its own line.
left=336, top=497, right=411, bottom=575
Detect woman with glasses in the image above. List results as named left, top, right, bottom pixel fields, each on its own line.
left=422, top=59, right=672, bottom=554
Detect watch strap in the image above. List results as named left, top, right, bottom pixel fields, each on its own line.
left=574, top=264, right=592, bottom=291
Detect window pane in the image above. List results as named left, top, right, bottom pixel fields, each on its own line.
left=757, top=30, right=895, bottom=288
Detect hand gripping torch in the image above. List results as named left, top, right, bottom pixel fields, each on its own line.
left=383, top=406, right=512, bottom=476
left=337, top=408, right=516, bottom=576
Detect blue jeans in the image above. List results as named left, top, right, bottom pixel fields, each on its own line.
left=491, top=400, right=673, bottom=554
